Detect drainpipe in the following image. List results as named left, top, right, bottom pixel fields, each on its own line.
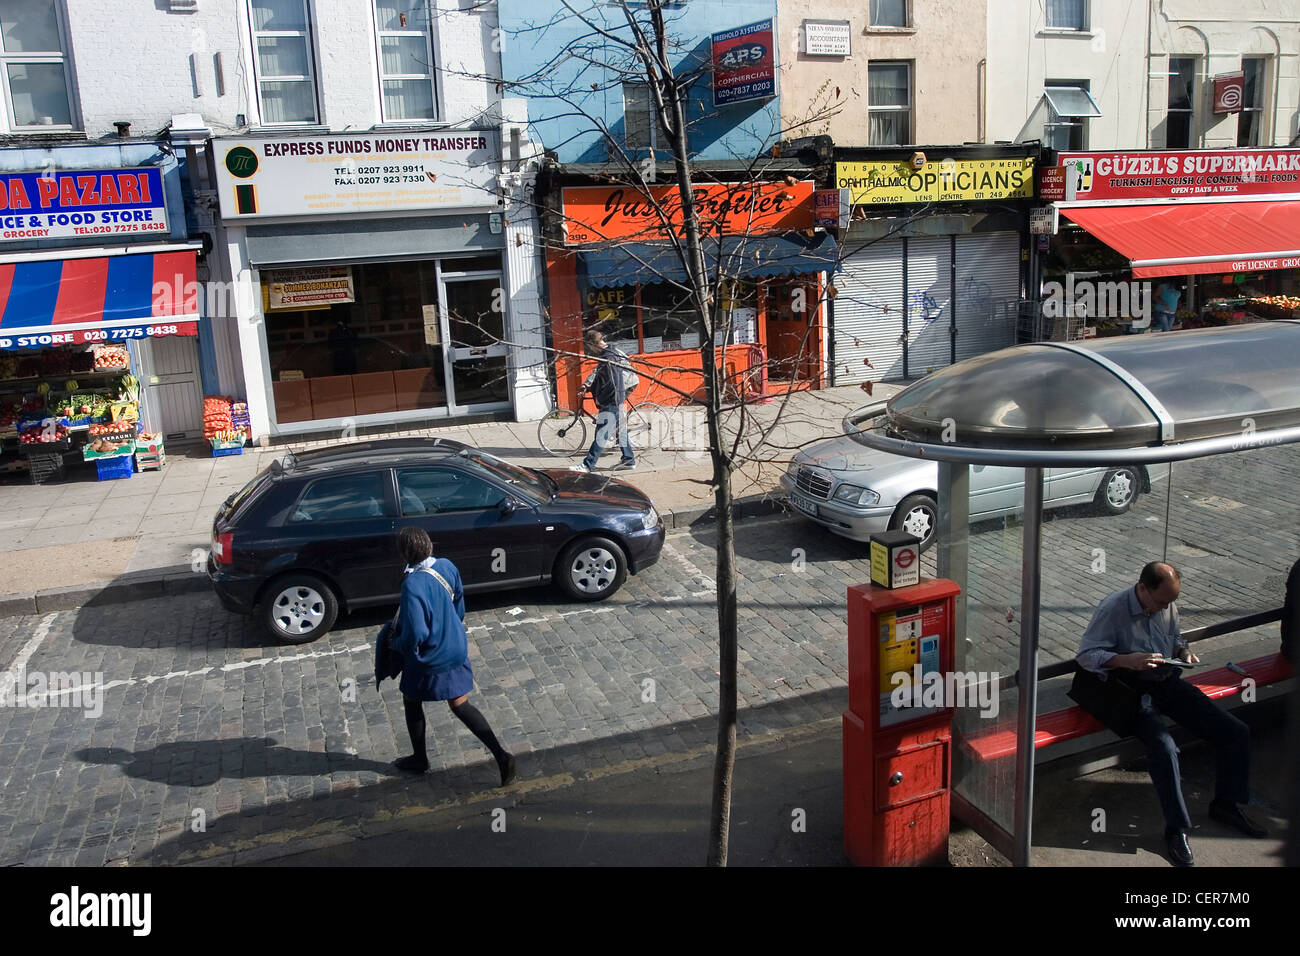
left=977, top=58, right=986, bottom=143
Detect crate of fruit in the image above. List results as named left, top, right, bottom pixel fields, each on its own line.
left=83, top=438, right=136, bottom=460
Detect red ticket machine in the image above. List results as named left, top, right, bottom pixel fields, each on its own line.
left=843, top=577, right=962, bottom=866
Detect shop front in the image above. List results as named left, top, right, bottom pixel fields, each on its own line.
left=1044, top=148, right=1300, bottom=336
left=211, top=130, right=546, bottom=441
left=545, top=176, right=839, bottom=408
left=832, top=146, right=1038, bottom=383
left=0, top=150, right=205, bottom=484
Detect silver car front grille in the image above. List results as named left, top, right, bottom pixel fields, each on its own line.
left=795, top=466, right=832, bottom=500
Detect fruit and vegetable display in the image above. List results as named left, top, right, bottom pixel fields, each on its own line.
left=93, top=345, right=130, bottom=370
left=209, top=429, right=246, bottom=443
left=86, top=438, right=133, bottom=455
left=19, top=422, right=69, bottom=444
left=203, top=395, right=235, bottom=440
left=89, top=422, right=135, bottom=439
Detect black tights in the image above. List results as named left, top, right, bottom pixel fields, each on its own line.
left=403, top=696, right=509, bottom=764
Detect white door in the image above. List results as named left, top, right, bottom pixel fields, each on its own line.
left=832, top=238, right=905, bottom=384
left=144, top=336, right=204, bottom=440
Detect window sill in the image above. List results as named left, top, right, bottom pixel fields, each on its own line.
left=864, top=26, right=916, bottom=35
left=371, top=122, right=451, bottom=131
left=1037, top=29, right=1094, bottom=39
left=0, top=129, right=87, bottom=146
left=251, top=123, right=329, bottom=134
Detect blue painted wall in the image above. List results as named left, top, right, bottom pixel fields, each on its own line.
left=499, top=0, right=781, bottom=163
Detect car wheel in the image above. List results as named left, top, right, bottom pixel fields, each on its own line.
left=1096, top=467, right=1139, bottom=516
left=260, top=573, right=339, bottom=644
left=556, top=536, right=627, bottom=602
left=890, top=494, right=938, bottom=551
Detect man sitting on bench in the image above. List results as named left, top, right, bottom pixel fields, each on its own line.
left=1074, top=561, right=1266, bottom=867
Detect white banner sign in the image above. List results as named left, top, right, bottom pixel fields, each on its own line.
left=804, top=20, right=851, bottom=56
left=213, top=132, right=499, bottom=219
left=266, top=266, right=355, bottom=309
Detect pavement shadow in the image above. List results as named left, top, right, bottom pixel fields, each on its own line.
left=141, top=685, right=853, bottom=866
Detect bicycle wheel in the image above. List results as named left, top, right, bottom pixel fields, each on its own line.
left=626, top=402, right=666, bottom=452
left=537, top=408, right=587, bottom=456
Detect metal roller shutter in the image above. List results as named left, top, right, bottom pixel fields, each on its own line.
left=954, top=232, right=1021, bottom=363
left=904, top=235, right=952, bottom=378
left=831, top=238, right=905, bottom=384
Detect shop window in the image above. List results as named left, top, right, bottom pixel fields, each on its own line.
left=1043, top=83, right=1100, bottom=151
left=1165, top=57, right=1197, bottom=149
left=249, top=0, right=320, bottom=125
left=869, top=0, right=908, bottom=28
left=373, top=0, right=437, bottom=122
left=868, top=62, right=911, bottom=146
left=1238, top=57, right=1267, bottom=147
left=0, top=0, right=75, bottom=130
left=291, top=472, right=391, bottom=523
left=397, top=468, right=504, bottom=515
left=624, top=82, right=669, bottom=151
left=1045, top=0, right=1087, bottom=31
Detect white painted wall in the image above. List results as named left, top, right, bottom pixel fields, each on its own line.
left=57, top=0, right=502, bottom=138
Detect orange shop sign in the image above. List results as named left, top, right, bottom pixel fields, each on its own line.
left=560, top=181, right=814, bottom=246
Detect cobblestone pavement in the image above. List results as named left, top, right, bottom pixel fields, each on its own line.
left=0, top=443, right=1293, bottom=865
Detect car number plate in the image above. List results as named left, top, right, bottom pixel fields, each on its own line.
left=790, top=493, right=819, bottom=518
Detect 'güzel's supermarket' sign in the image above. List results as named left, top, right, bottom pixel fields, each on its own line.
left=212, top=132, right=499, bottom=218
left=1058, top=149, right=1300, bottom=201
left=0, top=167, right=167, bottom=242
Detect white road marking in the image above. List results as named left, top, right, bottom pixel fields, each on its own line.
left=0, top=611, right=57, bottom=702
left=660, top=540, right=716, bottom=595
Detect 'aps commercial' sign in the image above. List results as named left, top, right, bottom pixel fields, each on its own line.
left=711, top=19, right=776, bottom=108
left=0, top=167, right=168, bottom=242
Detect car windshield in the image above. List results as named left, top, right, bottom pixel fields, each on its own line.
left=467, top=451, right=552, bottom=497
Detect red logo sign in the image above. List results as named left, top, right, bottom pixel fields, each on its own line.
left=895, top=548, right=916, bottom=569
left=1213, top=72, right=1245, bottom=114
left=1057, top=149, right=1300, bottom=201
left=1038, top=166, right=1066, bottom=201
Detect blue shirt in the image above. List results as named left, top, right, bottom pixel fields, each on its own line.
left=1076, top=585, right=1186, bottom=679
left=393, top=557, right=469, bottom=698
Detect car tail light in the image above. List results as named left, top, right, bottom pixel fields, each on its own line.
left=213, top=532, right=233, bottom=566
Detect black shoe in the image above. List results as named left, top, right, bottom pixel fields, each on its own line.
left=497, top=753, right=517, bottom=787
left=1209, top=800, right=1268, bottom=837
left=613, top=460, right=636, bottom=470
left=394, top=754, right=430, bottom=774
left=1165, top=829, right=1194, bottom=867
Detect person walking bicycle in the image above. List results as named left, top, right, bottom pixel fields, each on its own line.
left=573, top=328, right=636, bottom=473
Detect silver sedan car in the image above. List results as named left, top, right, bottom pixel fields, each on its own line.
left=780, top=435, right=1166, bottom=550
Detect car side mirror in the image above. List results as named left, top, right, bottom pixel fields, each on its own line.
left=498, top=497, right=516, bottom=516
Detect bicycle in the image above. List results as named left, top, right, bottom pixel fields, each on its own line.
left=537, top=396, right=667, bottom=457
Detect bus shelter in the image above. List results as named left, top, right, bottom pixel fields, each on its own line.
left=842, top=321, right=1300, bottom=865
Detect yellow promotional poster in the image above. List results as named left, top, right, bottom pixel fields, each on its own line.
left=878, top=609, right=923, bottom=695
left=836, top=157, right=1035, bottom=205
left=869, top=539, right=889, bottom=586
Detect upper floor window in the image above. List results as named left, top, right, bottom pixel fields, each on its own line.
left=1043, top=83, right=1100, bottom=150
left=0, top=0, right=75, bottom=129
left=868, top=62, right=911, bottom=145
left=1165, top=57, right=1196, bottom=149
left=624, top=82, right=669, bottom=151
left=1046, top=0, right=1087, bottom=31
left=374, top=1, right=437, bottom=122
left=1238, top=57, right=1267, bottom=147
left=869, top=0, right=909, bottom=28
left=250, top=0, right=319, bottom=125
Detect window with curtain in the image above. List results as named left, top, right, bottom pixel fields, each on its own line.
left=1237, top=57, right=1267, bottom=147
left=1166, top=57, right=1196, bottom=149
left=624, top=82, right=669, bottom=150
left=1046, top=0, right=1087, bottom=31
left=250, top=0, right=318, bottom=124
left=869, top=0, right=908, bottom=27
left=374, top=0, right=437, bottom=122
left=868, top=62, right=911, bottom=146
left=0, top=0, right=74, bottom=129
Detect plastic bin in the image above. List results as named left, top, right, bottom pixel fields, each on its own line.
left=212, top=445, right=243, bottom=458
left=95, top=455, right=135, bottom=481
left=28, top=452, right=65, bottom=485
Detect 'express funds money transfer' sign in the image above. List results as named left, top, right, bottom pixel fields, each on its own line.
left=836, top=157, right=1035, bottom=205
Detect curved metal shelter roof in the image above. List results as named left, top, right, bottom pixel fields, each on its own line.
left=845, top=321, right=1300, bottom=465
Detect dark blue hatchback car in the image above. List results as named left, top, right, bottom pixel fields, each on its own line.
left=208, top=438, right=665, bottom=643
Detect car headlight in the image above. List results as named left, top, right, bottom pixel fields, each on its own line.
left=785, top=459, right=800, bottom=478
left=642, top=506, right=659, bottom=530
left=833, top=484, right=881, bottom=506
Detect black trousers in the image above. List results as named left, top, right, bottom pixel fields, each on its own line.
left=1128, top=676, right=1251, bottom=831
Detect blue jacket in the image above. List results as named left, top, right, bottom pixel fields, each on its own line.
left=393, top=558, right=469, bottom=699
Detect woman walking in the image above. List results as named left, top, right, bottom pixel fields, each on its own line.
left=391, top=526, right=516, bottom=786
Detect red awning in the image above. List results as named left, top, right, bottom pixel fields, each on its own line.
left=1060, top=201, right=1300, bottom=278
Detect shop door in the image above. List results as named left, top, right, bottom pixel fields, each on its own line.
left=904, top=236, right=952, bottom=378
left=764, top=280, right=817, bottom=382
left=832, top=238, right=905, bottom=384
left=440, top=273, right=511, bottom=411
left=954, top=232, right=1020, bottom=363
left=144, top=335, right=203, bottom=440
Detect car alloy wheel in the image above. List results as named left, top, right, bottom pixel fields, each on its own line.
left=1097, top=467, right=1139, bottom=515
left=261, top=574, right=338, bottom=644
left=890, top=494, right=938, bottom=551
left=556, top=535, right=627, bottom=601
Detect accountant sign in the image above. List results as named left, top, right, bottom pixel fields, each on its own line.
left=836, top=157, right=1035, bottom=204
left=0, top=167, right=168, bottom=242
left=212, top=132, right=499, bottom=218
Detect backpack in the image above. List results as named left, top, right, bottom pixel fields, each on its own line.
left=611, top=347, right=639, bottom=393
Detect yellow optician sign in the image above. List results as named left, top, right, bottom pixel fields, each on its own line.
left=836, top=157, right=1035, bottom=205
